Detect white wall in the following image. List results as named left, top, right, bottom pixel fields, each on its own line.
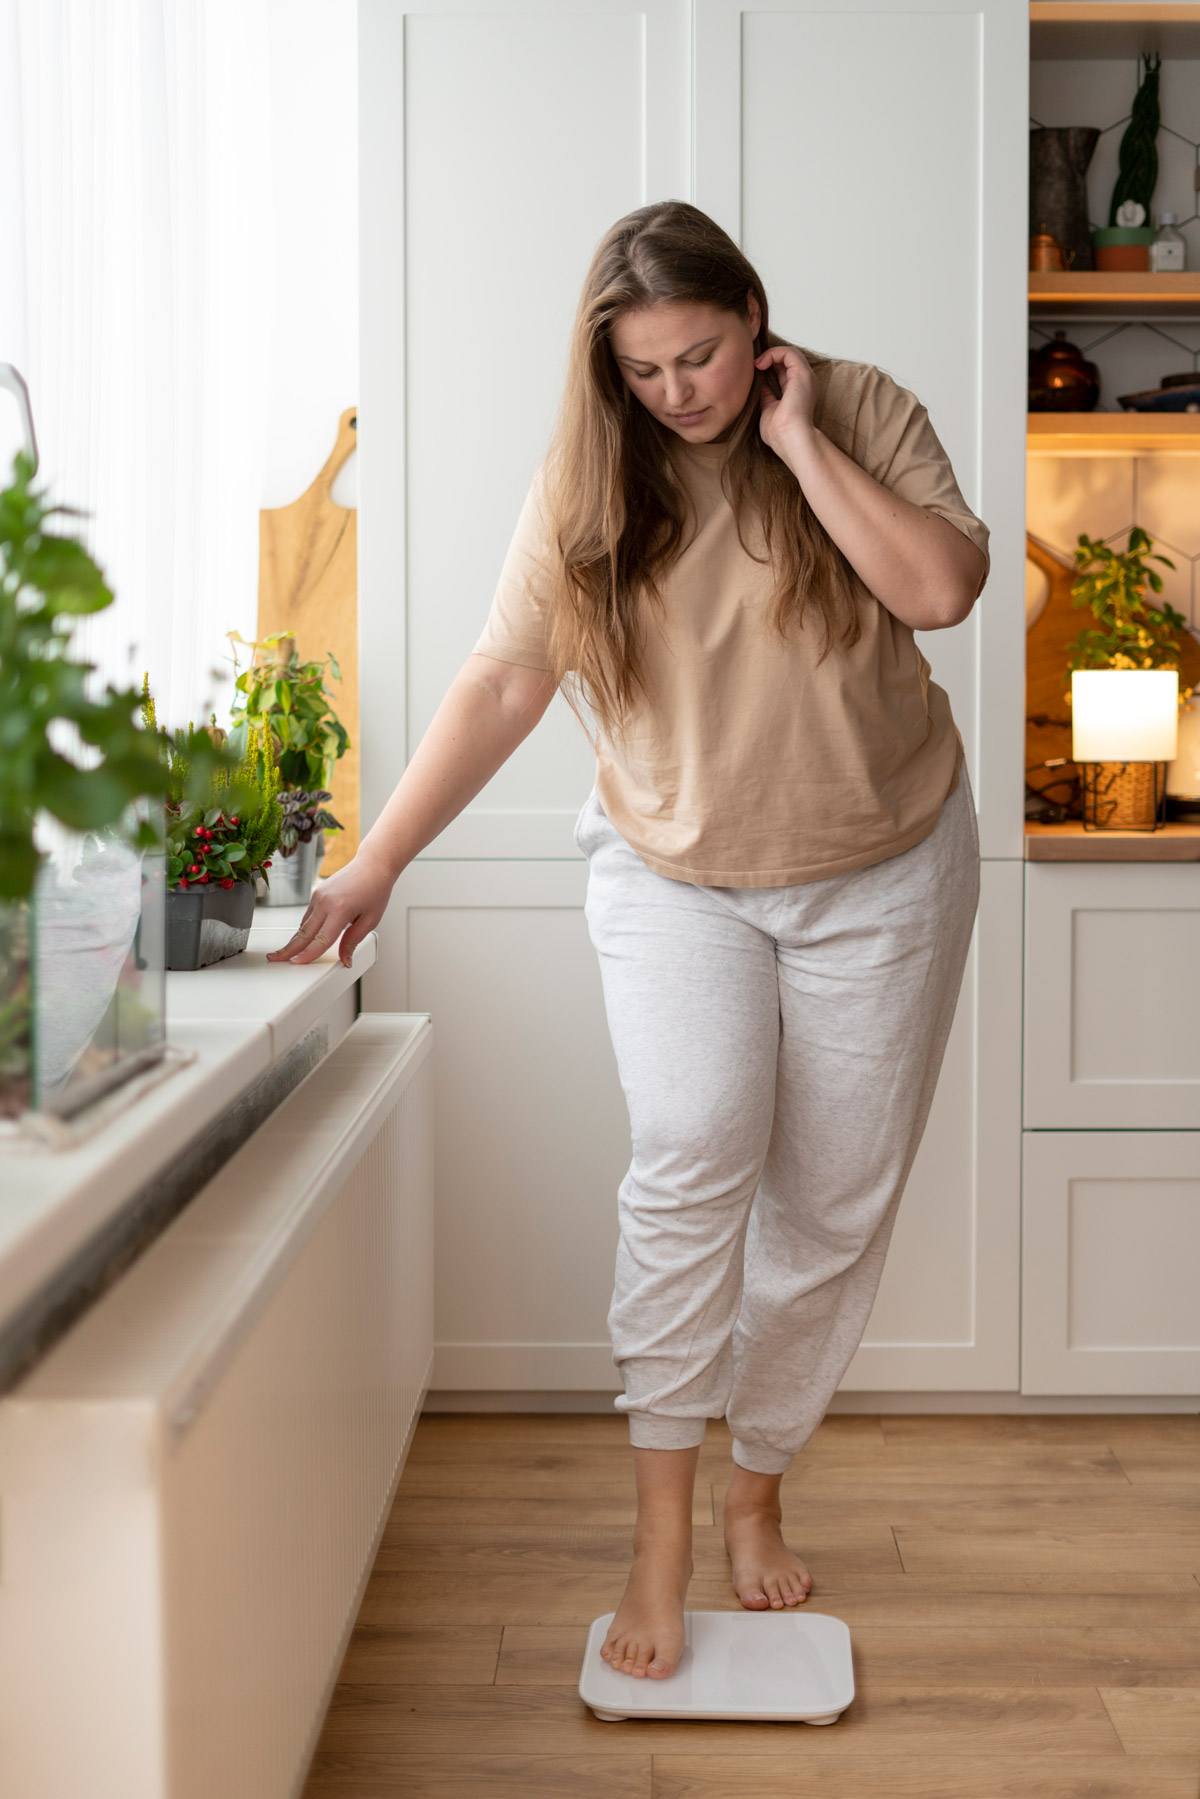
left=263, top=0, right=359, bottom=514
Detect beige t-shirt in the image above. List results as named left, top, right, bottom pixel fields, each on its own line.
left=474, top=355, right=991, bottom=887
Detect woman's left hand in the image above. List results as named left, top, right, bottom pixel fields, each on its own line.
left=755, top=344, right=818, bottom=458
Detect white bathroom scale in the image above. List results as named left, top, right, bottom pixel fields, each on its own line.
left=579, top=1609, right=854, bottom=1724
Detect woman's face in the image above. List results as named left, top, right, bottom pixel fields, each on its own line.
left=609, top=294, right=762, bottom=444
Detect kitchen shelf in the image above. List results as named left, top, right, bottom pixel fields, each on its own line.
left=1030, top=272, right=1200, bottom=318
left=1028, top=413, right=1200, bottom=455
left=1026, top=821, right=1200, bottom=861
left=1031, top=3, right=1200, bottom=60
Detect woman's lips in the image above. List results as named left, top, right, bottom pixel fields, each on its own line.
left=673, top=407, right=709, bottom=424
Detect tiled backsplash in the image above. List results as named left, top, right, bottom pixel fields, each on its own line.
left=1029, top=51, right=1200, bottom=642
left=1027, top=454, right=1200, bottom=634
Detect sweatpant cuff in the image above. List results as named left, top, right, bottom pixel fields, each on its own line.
left=626, top=1414, right=708, bottom=1451
left=731, top=1435, right=793, bottom=1475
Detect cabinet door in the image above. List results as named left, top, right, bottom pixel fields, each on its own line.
left=695, top=0, right=1028, bottom=861
left=1025, top=862, right=1200, bottom=1129
left=842, top=859, right=1023, bottom=1391
left=1022, top=1131, right=1200, bottom=1396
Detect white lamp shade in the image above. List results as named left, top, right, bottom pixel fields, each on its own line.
left=1071, top=669, right=1179, bottom=762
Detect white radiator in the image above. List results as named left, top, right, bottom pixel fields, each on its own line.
left=0, top=1013, right=434, bottom=1799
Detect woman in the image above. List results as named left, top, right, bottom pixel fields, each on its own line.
left=269, top=201, right=990, bottom=1683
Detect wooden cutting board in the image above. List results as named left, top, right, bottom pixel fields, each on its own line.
left=1025, top=532, right=1200, bottom=807
left=258, top=406, right=358, bottom=875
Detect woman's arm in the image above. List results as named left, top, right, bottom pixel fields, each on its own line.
left=754, top=345, right=987, bottom=633
left=776, top=425, right=986, bottom=632
left=267, top=652, right=558, bottom=966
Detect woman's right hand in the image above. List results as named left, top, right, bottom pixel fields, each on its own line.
left=265, top=845, right=398, bottom=969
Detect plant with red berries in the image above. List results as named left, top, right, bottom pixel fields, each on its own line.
left=143, top=689, right=282, bottom=892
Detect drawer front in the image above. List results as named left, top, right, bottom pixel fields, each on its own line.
left=1022, top=1130, right=1200, bottom=1396
left=1024, top=862, right=1200, bottom=1129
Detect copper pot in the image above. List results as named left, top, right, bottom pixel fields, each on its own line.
left=1029, top=230, right=1067, bottom=271
left=1029, top=330, right=1099, bottom=412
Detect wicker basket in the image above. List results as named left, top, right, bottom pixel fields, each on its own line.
left=1080, top=760, right=1166, bottom=831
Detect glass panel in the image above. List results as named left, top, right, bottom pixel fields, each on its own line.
left=0, top=805, right=167, bottom=1120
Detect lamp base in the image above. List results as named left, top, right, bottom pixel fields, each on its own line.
left=1080, top=761, right=1166, bottom=831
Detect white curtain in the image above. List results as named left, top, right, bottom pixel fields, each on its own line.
left=4, top=0, right=272, bottom=731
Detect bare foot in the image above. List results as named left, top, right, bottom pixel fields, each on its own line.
left=723, top=1484, right=813, bottom=1611
left=600, top=1535, right=692, bottom=1679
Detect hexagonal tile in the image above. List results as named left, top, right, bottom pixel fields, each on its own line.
left=1147, top=126, right=1200, bottom=232
left=1100, top=325, right=1200, bottom=410
left=1136, top=456, right=1200, bottom=558
left=1157, top=60, right=1200, bottom=152
left=1027, top=455, right=1135, bottom=558
left=1031, top=56, right=1132, bottom=137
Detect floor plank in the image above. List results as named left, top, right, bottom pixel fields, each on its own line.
left=1099, top=1687, right=1200, bottom=1756
left=895, top=1531, right=1200, bottom=1576
left=305, top=1752, right=652, bottom=1797
left=650, top=1754, right=1200, bottom=1798
left=335, top=1625, right=502, bottom=1685
left=315, top=1682, right=1124, bottom=1756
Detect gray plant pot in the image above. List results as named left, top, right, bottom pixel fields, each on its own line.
left=165, top=880, right=256, bottom=970
left=256, top=834, right=324, bottom=908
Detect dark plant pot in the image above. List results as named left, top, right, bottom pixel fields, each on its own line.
left=165, top=881, right=256, bottom=970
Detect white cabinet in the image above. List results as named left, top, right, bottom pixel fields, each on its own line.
left=1023, top=860, right=1200, bottom=1396
left=1022, top=1130, right=1200, bottom=1397
left=1025, top=862, right=1200, bottom=1130
left=358, top=0, right=1029, bottom=1397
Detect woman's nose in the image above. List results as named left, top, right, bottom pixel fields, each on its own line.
left=663, top=374, right=693, bottom=409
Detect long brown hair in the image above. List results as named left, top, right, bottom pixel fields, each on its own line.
left=542, top=200, right=865, bottom=740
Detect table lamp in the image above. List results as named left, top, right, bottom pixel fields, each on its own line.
left=1071, top=668, right=1179, bottom=830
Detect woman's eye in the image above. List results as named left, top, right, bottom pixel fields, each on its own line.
left=631, top=352, right=714, bottom=382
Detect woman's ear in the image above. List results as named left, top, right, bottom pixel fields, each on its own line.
left=746, top=291, right=762, bottom=340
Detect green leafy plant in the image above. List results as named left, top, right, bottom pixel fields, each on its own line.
left=278, top=787, right=341, bottom=857
left=0, top=449, right=172, bottom=900
left=1065, top=527, right=1190, bottom=686
left=227, top=630, right=349, bottom=808
left=142, top=687, right=282, bottom=891
left=1108, top=53, right=1162, bottom=227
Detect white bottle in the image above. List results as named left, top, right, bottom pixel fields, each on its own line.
left=1150, top=212, right=1186, bottom=272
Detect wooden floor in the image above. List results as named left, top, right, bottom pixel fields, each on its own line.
left=302, top=1411, right=1200, bottom=1798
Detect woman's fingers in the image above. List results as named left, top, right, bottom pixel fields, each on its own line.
left=266, top=902, right=343, bottom=963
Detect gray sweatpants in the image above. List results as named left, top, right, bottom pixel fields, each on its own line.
left=576, top=766, right=980, bottom=1475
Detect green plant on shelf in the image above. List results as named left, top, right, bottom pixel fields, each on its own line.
left=142, top=685, right=282, bottom=892
left=1064, top=527, right=1193, bottom=698
left=278, top=787, right=341, bottom=858
left=227, top=629, right=349, bottom=810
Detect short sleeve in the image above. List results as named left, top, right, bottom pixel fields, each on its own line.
left=473, top=461, right=557, bottom=672
left=850, top=364, right=991, bottom=601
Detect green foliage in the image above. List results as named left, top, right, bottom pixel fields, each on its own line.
left=227, top=630, right=349, bottom=807
left=1108, top=53, right=1161, bottom=227
left=149, top=702, right=282, bottom=891
left=278, top=787, right=341, bottom=857
left=0, top=450, right=171, bottom=899
left=1065, top=527, right=1188, bottom=682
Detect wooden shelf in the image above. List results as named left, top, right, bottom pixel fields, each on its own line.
left=1026, top=820, right=1200, bottom=861
left=1031, top=4, right=1200, bottom=60
left=1028, top=413, right=1200, bottom=454
left=1030, top=272, right=1200, bottom=318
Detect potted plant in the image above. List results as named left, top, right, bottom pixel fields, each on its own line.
left=226, top=630, right=348, bottom=906
left=0, top=448, right=175, bottom=1117
left=141, top=691, right=283, bottom=969
left=1065, top=526, right=1192, bottom=829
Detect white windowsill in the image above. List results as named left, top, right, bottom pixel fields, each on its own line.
left=0, top=908, right=377, bottom=1347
